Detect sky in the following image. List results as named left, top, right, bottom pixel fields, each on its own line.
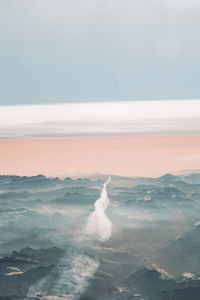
left=1, top=135, right=200, bottom=177
left=0, top=0, right=200, bottom=105
left=0, top=100, right=200, bottom=177
left=0, top=1, right=200, bottom=177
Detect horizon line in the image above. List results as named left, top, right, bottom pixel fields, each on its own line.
left=1, top=98, right=200, bottom=107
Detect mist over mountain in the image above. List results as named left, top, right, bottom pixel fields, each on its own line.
left=0, top=172, right=200, bottom=299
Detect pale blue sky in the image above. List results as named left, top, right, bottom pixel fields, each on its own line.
left=0, top=0, right=200, bottom=105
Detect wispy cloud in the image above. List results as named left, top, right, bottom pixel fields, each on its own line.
left=171, top=154, right=200, bottom=161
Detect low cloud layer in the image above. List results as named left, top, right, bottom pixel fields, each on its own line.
left=27, top=178, right=112, bottom=299
left=0, top=100, right=200, bottom=137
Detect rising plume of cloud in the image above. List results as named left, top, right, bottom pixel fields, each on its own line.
left=85, top=176, right=112, bottom=242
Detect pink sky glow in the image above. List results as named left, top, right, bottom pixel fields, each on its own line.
left=0, top=135, right=199, bottom=177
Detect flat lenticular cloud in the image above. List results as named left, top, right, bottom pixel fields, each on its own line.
left=0, top=100, right=200, bottom=137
